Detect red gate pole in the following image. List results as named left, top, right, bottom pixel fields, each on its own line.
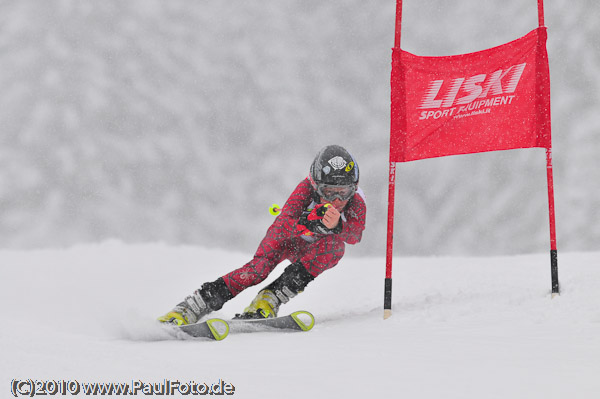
left=537, top=0, right=559, bottom=296
left=384, top=161, right=396, bottom=319
left=546, top=148, right=560, bottom=296
left=394, top=0, right=403, bottom=48
left=538, top=0, right=559, bottom=296
left=384, top=0, right=403, bottom=319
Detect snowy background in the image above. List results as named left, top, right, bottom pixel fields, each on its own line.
left=1, top=0, right=598, bottom=255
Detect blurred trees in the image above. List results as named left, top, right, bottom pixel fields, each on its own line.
left=0, top=0, right=597, bottom=255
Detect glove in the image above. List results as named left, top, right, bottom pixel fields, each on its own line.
left=297, top=203, right=342, bottom=236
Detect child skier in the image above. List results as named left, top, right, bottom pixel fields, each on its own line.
left=158, top=145, right=366, bottom=325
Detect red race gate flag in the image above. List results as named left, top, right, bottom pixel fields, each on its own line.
left=390, top=28, right=552, bottom=162
left=384, top=1, right=559, bottom=320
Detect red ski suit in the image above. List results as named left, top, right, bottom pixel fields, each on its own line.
left=222, top=177, right=366, bottom=297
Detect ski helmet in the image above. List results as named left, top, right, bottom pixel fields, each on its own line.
left=309, top=145, right=359, bottom=201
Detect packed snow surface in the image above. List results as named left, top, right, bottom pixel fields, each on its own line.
left=1, top=242, right=599, bottom=398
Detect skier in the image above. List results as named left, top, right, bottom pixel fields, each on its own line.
left=158, top=145, right=366, bottom=325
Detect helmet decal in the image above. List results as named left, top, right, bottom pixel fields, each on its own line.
left=328, top=156, right=347, bottom=170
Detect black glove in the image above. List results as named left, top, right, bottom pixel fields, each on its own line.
left=297, top=204, right=343, bottom=236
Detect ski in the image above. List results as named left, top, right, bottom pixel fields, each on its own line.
left=177, top=318, right=230, bottom=341
left=163, top=311, right=313, bottom=340
left=229, top=311, right=315, bottom=333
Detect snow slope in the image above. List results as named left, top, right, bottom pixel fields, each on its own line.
left=1, top=242, right=599, bottom=398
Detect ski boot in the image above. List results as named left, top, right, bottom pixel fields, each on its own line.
left=234, top=262, right=316, bottom=319
left=234, top=289, right=281, bottom=319
left=158, top=278, right=233, bottom=325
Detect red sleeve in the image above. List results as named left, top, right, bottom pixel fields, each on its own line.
left=339, top=191, right=366, bottom=245
left=272, top=178, right=314, bottom=232
left=272, top=178, right=366, bottom=244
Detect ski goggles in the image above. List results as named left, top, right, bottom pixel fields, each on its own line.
left=316, top=184, right=356, bottom=201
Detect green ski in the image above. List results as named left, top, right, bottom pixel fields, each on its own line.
left=230, top=311, right=315, bottom=333
left=177, top=318, right=229, bottom=340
